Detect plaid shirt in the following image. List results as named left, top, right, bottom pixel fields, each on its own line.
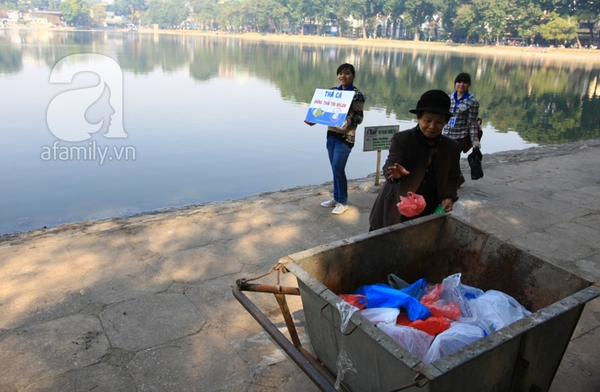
left=327, top=85, right=365, bottom=147
left=442, top=92, right=480, bottom=141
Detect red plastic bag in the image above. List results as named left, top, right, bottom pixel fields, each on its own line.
left=396, top=313, right=450, bottom=335
left=420, top=284, right=462, bottom=321
left=339, top=294, right=368, bottom=310
left=397, top=192, right=426, bottom=217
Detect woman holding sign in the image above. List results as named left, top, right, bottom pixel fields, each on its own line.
left=305, top=63, right=365, bottom=215
left=369, top=90, right=460, bottom=230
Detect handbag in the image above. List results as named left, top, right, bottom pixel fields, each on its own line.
left=462, top=117, right=483, bottom=153
left=468, top=147, right=484, bottom=180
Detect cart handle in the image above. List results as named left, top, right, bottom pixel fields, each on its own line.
left=233, top=280, right=430, bottom=392
left=233, top=281, right=341, bottom=392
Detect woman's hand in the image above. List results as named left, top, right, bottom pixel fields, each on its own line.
left=335, top=119, right=349, bottom=130
left=441, top=198, right=454, bottom=212
left=387, top=163, right=410, bottom=180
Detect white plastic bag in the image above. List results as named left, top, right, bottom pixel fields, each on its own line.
left=377, top=323, right=434, bottom=363
left=438, top=273, right=483, bottom=322
left=468, top=290, right=532, bottom=334
left=360, top=307, right=400, bottom=325
left=424, top=322, right=486, bottom=365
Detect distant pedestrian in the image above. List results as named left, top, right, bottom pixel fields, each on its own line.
left=305, top=63, right=365, bottom=215
left=369, top=90, right=460, bottom=231
left=442, top=73, right=480, bottom=187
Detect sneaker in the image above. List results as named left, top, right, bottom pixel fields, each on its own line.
left=321, top=199, right=337, bottom=208
left=332, top=203, right=348, bottom=215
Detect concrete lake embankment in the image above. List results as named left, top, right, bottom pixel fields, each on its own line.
left=0, top=138, right=599, bottom=391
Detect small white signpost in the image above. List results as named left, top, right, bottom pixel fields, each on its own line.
left=363, top=125, right=399, bottom=185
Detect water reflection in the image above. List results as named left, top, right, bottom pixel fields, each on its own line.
left=1, top=29, right=599, bottom=235
left=2, top=29, right=599, bottom=145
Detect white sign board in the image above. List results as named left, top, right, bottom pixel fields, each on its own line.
left=305, top=89, right=355, bottom=128
left=363, top=125, right=399, bottom=151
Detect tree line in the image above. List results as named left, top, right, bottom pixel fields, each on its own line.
left=8, top=0, right=599, bottom=46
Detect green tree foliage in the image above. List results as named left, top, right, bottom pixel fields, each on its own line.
left=190, top=0, right=218, bottom=30
left=474, top=0, right=508, bottom=44
left=110, top=0, right=147, bottom=24
left=0, top=1, right=18, bottom=11
left=506, top=0, right=543, bottom=44
left=96, top=0, right=600, bottom=47
left=60, top=0, right=89, bottom=26
left=383, top=0, right=406, bottom=38
left=144, top=0, right=189, bottom=28
left=452, top=4, right=476, bottom=42
left=241, top=0, right=289, bottom=33
left=404, top=0, right=445, bottom=41
left=90, top=4, right=107, bottom=27
left=539, top=13, right=579, bottom=46
left=338, top=0, right=384, bottom=38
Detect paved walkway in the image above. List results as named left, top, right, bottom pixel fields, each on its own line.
left=1, top=138, right=599, bottom=391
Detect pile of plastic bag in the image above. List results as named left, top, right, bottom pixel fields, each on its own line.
left=339, top=273, right=531, bottom=365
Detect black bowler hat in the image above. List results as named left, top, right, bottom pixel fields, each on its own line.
left=409, top=89, right=454, bottom=117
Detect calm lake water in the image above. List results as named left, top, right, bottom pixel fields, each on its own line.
left=2, top=30, right=600, bottom=236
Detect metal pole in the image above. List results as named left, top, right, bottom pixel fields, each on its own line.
left=232, top=285, right=339, bottom=392
left=375, top=150, right=381, bottom=186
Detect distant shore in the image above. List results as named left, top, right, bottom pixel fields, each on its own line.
left=135, top=29, right=600, bottom=63
left=12, top=25, right=599, bottom=63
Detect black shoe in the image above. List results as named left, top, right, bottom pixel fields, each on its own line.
left=458, top=174, right=465, bottom=188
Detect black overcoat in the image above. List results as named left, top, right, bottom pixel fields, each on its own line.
left=369, top=126, right=460, bottom=230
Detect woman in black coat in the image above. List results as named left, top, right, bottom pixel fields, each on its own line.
left=369, top=90, right=461, bottom=231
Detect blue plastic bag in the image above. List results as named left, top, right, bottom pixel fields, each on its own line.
left=356, top=283, right=432, bottom=321
left=399, top=278, right=428, bottom=300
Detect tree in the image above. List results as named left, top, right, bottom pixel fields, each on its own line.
left=383, top=0, right=406, bottom=39
left=338, top=0, right=384, bottom=38
left=90, top=3, right=107, bottom=27
left=571, top=0, right=600, bottom=47
left=452, top=4, right=476, bottom=43
left=111, top=0, right=147, bottom=25
left=539, top=13, right=579, bottom=46
left=190, top=0, right=218, bottom=30
left=241, top=0, right=289, bottom=33
left=144, top=0, right=189, bottom=28
left=506, top=0, right=543, bottom=45
left=286, top=0, right=312, bottom=35
left=403, top=0, right=445, bottom=41
left=60, top=0, right=89, bottom=26
left=473, top=0, right=507, bottom=44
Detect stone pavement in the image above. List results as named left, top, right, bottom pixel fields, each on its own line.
left=1, top=138, right=599, bottom=392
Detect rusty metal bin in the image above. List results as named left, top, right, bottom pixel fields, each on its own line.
left=235, top=215, right=600, bottom=391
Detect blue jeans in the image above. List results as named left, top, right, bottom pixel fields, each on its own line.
left=326, top=136, right=352, bottom=205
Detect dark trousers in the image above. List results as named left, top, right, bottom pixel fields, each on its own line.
left=454, top=136, right=469, bottom=176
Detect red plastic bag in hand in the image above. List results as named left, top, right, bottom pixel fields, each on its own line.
left=397, top=192, right=426, bottom=217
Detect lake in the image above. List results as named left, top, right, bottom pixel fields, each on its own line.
left=2, top=29, right=600, bottom=236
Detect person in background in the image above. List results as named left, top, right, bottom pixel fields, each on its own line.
left=305, top=63, right=365, bottom=215
left=442, top=72, right=480, bottom=187
left=369, top=90, right=460, bottom=231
